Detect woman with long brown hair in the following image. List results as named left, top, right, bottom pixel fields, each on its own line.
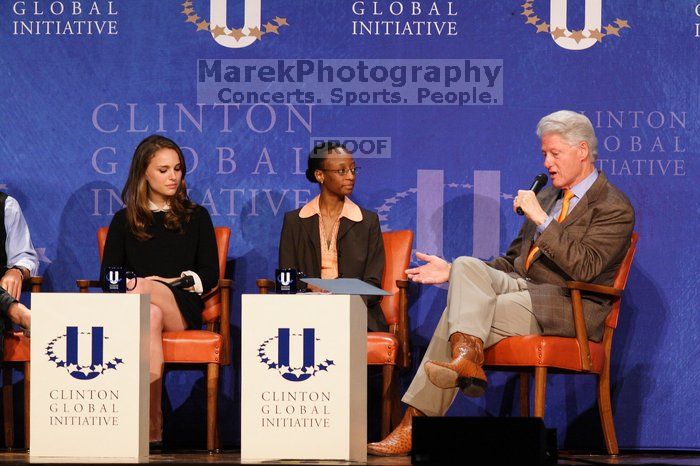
left=101, top=135, right=219, bottom=447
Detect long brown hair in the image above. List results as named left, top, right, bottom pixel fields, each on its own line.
left=122, top=135, right=195, bottom=241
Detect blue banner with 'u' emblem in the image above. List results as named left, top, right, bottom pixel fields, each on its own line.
left=3, top=0, right=698, bottom=450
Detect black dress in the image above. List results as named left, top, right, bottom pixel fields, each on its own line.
left=100, top=206, right=219, bottom=329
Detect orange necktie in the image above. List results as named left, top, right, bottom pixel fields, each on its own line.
left=525, top=189, right=575, bottom=270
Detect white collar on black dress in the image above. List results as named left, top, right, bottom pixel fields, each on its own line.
left=147, top=200, right=171, bottom=212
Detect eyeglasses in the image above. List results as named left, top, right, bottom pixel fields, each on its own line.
left=320, top=167, right=361, bottom=176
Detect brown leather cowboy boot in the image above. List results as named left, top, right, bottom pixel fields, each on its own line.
left=367, top=406, right=424, bottom=456
left=424, top=332, right=487, bottom=397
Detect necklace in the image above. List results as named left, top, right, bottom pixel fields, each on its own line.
left=319, top=208, right=342, bottom=249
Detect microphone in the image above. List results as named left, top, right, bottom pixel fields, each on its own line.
left=170, top=275, right=195, bottom=289
left=516, top=173, right=548, bottom=216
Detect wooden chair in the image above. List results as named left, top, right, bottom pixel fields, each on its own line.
left=77, top=226, right=232, bottom=452
left=484, top=233, right=638, bottom=455
left=256, top=229, right=414, bottom=438
left=2, top=275, right=42, bottom=450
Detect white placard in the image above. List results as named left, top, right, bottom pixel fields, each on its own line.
left=241, top=294, right=367, bottom=462
left=30, top=293, right=149, bottom=460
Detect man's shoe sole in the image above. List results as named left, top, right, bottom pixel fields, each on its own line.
left=367, top=446, right=411, bottom=457
left=425, top=361, right=487, bottom=396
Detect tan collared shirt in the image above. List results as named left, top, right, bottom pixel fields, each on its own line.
left=299, top=195, right=363, bottom=279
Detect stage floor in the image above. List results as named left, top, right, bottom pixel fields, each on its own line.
left=1, top=450, right=698, bottom=465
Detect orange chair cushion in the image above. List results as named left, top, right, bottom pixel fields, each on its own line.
left=3, top=331, right=30, bottom=362
left=367, top=332, right=399, bottom=365
left=163, top=330, right=222, bottom=363
left=484, top=335, right=605, bottom=373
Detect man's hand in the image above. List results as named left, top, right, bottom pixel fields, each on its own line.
left=405, top=252, right=451, bottom=285
left=513, top=190, right=548, bottom=225
left=6, top=302, right=30, bottom=330
left=0, top=268, right=23, bottom=300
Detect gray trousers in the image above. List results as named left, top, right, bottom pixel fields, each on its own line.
left=402, top=257, right=542, bottom=416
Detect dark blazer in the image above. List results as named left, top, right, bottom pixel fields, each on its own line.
left=279, top=206, right=387, bottom=332
left=488, top=171, right=634, bottom=341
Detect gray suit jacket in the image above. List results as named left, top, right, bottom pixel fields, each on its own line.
left=488, top=171, right=634, bottom=341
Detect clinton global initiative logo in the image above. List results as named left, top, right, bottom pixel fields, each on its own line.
left=181, top=0, right=289, bottom=49
left=258, top=328, right=334, bottom=382
left=45, top=327, right=124, bottom=381
left=10, top=1, right=119, bottom=36
left=521, top=0, right=630, bottom=50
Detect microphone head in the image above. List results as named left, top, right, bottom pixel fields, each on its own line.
left=532, top=173, right=548, bottom=193
left=179, top=275, right=195, bottom=288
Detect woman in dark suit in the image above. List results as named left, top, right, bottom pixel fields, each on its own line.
left=279, top=142, right=386, bottom=331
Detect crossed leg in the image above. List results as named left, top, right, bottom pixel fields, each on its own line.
left=128, top=278, right=187, bottom=442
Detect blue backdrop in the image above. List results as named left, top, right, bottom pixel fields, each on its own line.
left=1, top=0, right=697, bottom=450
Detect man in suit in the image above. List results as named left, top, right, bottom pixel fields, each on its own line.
left=368, top=110, right=635, bottom=456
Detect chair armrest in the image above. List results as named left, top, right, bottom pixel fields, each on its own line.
left=201, top=278, right=233, bottom=301
left=256, top=278, right=275, bottom=294
left=28, top=276, right=43, bottom=293
left=566, top=281, right=623, bottom=297
left=567, top=281, right=623, bottom=370
left=76, top=279, right=102, bottom=293
left=396, top=279, right=411, bottom=368
left=569, top=288, right=592, bottom=371
left=218, top=278, right=233, bottom=366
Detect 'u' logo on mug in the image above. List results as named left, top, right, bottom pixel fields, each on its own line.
left=275, top=268, right=298, bottom=294
left=102, top=267, right=137, bottom=293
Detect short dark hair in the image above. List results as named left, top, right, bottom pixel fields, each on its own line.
left=305, top=141, right=352, bottom=183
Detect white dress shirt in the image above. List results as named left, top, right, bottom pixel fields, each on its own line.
left=4, top=196, right=39, bottom=276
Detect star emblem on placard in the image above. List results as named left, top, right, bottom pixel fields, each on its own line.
left=181, top=1, right=289, bottom=43
left=257, top=333, right=333, bottom=382
left=521, top=0, right=630, bottom=44
left=44, top=332, right=123, bottom=380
